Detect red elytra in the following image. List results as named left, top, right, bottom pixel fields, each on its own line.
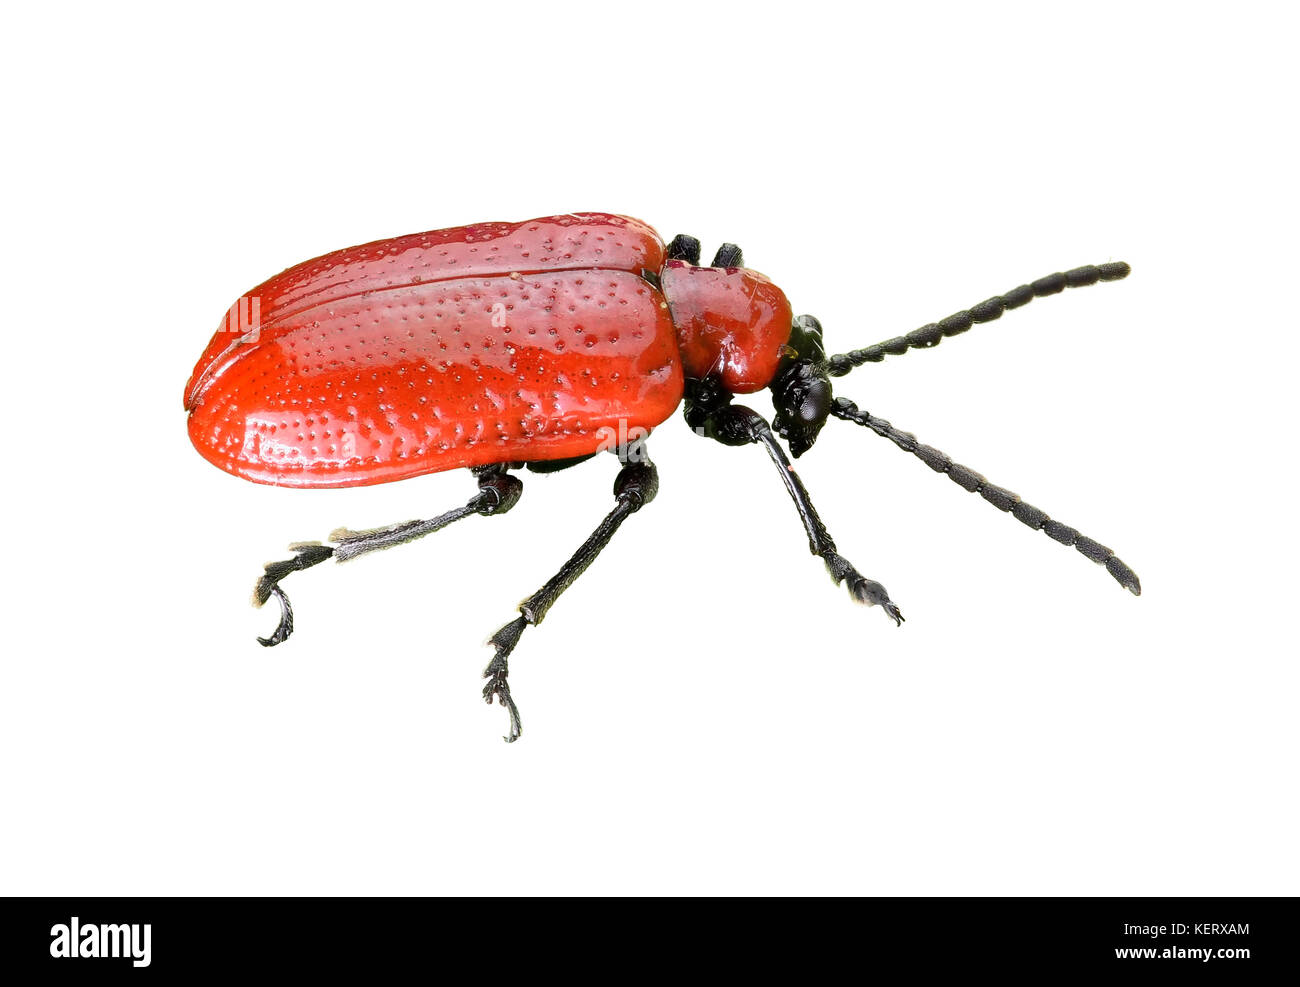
left=184, top=212, right=791, bottom=487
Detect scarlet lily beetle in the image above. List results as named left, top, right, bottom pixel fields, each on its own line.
left=185, top=213, right=1140, bottom=741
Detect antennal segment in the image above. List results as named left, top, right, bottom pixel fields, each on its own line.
left=830, top=397, right=1141, bottom=595
left=828, top=262, right=1130, bottom=377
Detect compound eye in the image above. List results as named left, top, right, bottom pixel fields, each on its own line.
left=798, top=380, right=830, bottom=423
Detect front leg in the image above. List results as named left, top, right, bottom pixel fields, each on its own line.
left=701, top=402, right=904, bottom=626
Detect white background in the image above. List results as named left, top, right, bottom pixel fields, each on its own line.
left=2, top=1, right=1295, bottom=896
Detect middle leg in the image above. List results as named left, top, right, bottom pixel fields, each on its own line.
left=482, top=443, right=659, bottom=742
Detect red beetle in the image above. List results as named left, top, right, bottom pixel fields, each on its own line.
left=185, top=212, right=1139, bottom=741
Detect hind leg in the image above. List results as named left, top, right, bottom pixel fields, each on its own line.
left=253, top=465, right=523, bottom=646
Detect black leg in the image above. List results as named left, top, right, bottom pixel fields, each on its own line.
left=827, top=262, right=1131, bottom=375
left=482, top=445, right=659, bottom=743
left=694, top=400, right=904, bottom=625
left=252, top=543, right=335, bottom=646
left=831, top=398, right=1141, bottom=595
left=252, top=465, right=523, bottom=646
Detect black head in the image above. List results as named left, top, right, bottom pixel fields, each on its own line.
left=770, top=314, right=833, bottom=457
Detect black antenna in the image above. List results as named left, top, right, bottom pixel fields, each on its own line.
left=830, top=397, right=1141, bottom=595
left=827, top=262, right=1130, bottom=376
